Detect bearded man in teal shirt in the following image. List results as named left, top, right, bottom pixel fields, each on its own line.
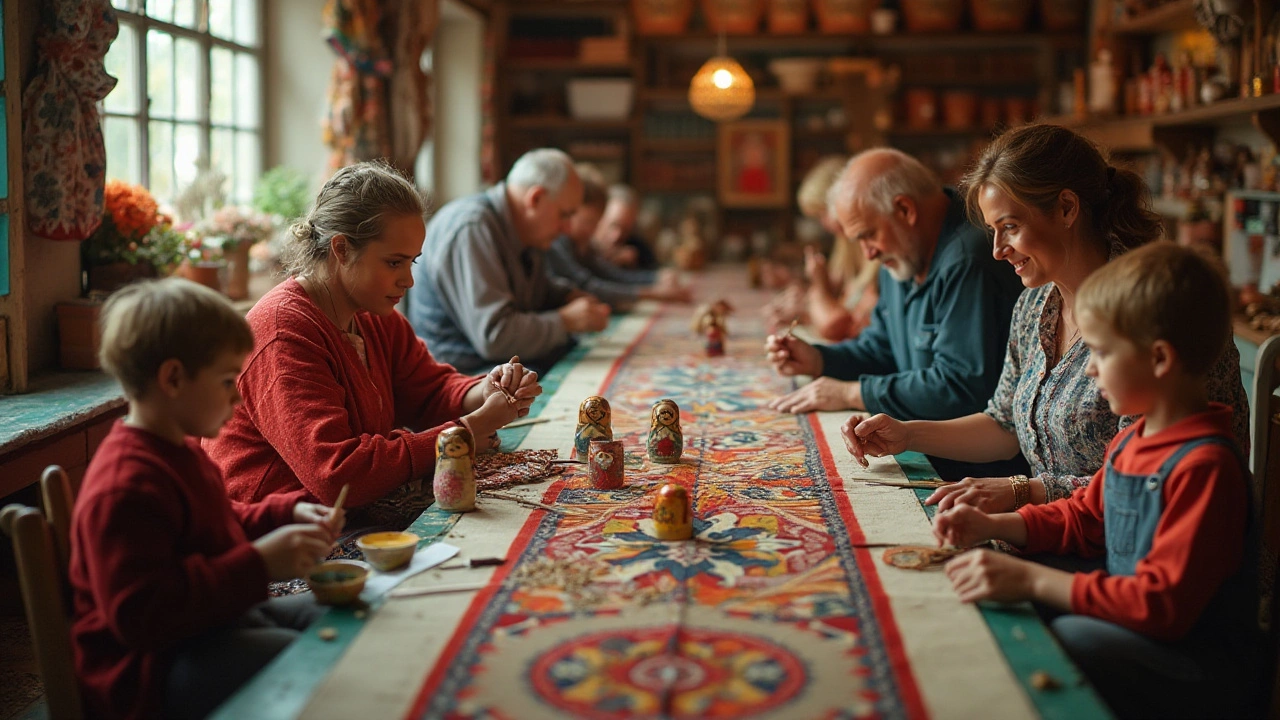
left=765, top=148, right=1025, bottom=479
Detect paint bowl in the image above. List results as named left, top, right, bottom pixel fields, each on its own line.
left=356, top=531, right=420, bottom=572
left=306, top=560, right=370, bottom=605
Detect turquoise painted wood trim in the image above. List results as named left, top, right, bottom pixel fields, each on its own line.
left=210, top=322, right=614, bottom=718
left=0, top=96, right=8, bottom=199
left=896, top=452, right=1114, bottom=719
left=0, top=214, right=9, bottom=297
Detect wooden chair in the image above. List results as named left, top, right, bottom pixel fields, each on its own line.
left=0, top=465, right=84, bottom=719
left=1248, top=337, right=1280, bottom=718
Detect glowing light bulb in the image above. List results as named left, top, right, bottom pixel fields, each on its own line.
left=712, top=69, right=733, bottom=89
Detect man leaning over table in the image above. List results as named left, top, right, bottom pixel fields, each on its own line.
left=764, top=148, right=1026, bottom=480
left=408, top=148, right=611, bottom=376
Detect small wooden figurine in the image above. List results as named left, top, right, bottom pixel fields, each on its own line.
left=691, top=302, right=728, bottom=357
left=587, top=439, right=625, bottom=490
left=647, top=399, right=683, bottom=464
left=653, top=483, right=693, bottom=540
left=574, top=395, right=613, bottom=458
left=433, top=426, right=476, bottom=512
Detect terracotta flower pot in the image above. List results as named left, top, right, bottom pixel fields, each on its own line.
left=86, top=261, right=157, bottom=294
left=633, top=0, right=694, bottom=34
left=223, top=242, right=252, bottom=301
left=814, top=0, right=880, bottom=34
left=702, top=0, right=764, bottom=34
left=176, top=261, right=225, bottom=293
left=905, top=88, right=939, bottom=128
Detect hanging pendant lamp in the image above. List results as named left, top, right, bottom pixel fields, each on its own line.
left=688, top=34, right=755, bottom=122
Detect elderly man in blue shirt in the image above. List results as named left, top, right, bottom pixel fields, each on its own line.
left=765, top=148, right=1025, bottom=479
left=409, top=149, right=612, bottom=375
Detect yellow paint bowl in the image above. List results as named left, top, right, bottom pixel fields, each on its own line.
left=356, top=531, right=420, bottom=571
left=305, top=560, right=370, bottom=606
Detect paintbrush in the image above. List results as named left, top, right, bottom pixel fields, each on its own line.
left=862, top=479, right=948, bottom=489
left=503, top=416, right=551, bottom=429
left=481, top=490, right=592, bottom=516
left=389, top=582, right=491, bottom=599
left=780, top=317, right=799, bottom=340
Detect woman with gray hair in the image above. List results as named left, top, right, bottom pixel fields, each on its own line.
left=206, top=161, right=542, bottom=520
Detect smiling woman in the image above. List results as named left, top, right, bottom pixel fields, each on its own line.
left=203, top=161, right=543, bottom=519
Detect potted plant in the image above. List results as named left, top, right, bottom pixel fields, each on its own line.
left=197, top=205, right=274, bottom=300
left=175, top=233, right=227, bottom=293
left=81, top=180, right=185, bottom=294
left=252, top=166, right=312, bottom=275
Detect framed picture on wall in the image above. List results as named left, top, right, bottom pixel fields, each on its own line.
left=717, top=119, right=790, bottom=208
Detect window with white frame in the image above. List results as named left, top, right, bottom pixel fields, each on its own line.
left=103, top=0, right=262, bottom=206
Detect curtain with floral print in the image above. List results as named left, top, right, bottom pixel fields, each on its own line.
left=23, top=0, right=118, bottom=241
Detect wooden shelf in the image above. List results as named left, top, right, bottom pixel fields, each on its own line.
left=507, top=116, right=634, bottom=130
left=505, top=58, right=632, bottom=71
left=888, top=126, right=997, bottom=138
left=1111, top=0, right=1200, bottom=35
left=641, top=138, right=716, bottom=151
left=1040, top=94, right=1280, bottom=153
left=636, top=32, right=1083, bottom=52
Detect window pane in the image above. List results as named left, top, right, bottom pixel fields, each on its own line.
left=210, top=46, right=232, bottom=125
left=175, top=123, right=201, bottom=195
left=175, top=36, right=201, bottom=121
left=235, top=0, right=258, bottom=47
left=211, top=127, right=234, bottom=198
left=234, top=53, right=259, bottom=128
left=173, top=0, right=198, bottom=28
left=146, top=30, right=174, bottom=118
left=209, top=0, right=233, bottom=40
left=112, top=0, right=133, bottom=10
left=104, top=116, right=142, bottom=185
left=234, top=131, right=260, bottom=204
left=145, top=0, right=173, bottom=23
left=149, top=121, right=175, bottom=201
left=104, top=23, right=138, bottom=114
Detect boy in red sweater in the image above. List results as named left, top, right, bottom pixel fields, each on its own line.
left=70, top=279, right=345, bottom=719
left=934, top=243, right=1257, bottom=719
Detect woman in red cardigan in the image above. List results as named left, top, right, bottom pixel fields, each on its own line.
left=205, top=161, right=540, bottom=509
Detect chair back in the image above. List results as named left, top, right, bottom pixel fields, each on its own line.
left=1248, top=337, right=1280, bottom=717
left=0, top=464, right=84, bottom=719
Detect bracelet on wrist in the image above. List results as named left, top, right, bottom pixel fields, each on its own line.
left=1009, top=474, right=1031, bottom=510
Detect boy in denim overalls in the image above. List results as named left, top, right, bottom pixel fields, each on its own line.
left=933, top=243, right=1259, bottom=719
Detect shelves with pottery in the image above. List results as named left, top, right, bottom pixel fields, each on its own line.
left=504, top=58, right=635, bottom=72
left=635, top=32, right=1084, bottom=53
left=506, top=116, right=637, bottom=131
left=640, top=137, right=717, bottom=152
left=1041, top=93, right=1280, bottom=154
left=1109, top=0, right=1199, bottom=36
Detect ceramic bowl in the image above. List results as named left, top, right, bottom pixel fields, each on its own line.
left=306, top=560, right=370, bottom=605
left=356, top=531, right=420, bottom=572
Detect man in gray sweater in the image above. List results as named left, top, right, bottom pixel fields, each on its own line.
left=409, top=149, right=610, bottom=374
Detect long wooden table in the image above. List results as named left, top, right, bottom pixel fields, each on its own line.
left=215, top=271, right=1110, bottom=720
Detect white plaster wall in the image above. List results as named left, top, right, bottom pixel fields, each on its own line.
left=264, top=0, right=331, bottom=187
left=433, top=0, right=485, bottom=204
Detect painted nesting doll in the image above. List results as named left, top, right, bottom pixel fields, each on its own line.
left=433, top=426, right=476, bottom=512
left=653, top=483, right=693, bottom=541
left=647, top=399, right=683, bottom=464
left=691, top=303, right=728, bottom=357
left=574, top=395, right=613, bottom=458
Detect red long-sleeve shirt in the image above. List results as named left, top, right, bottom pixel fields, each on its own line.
left=70, top=422, right=298, bottom=719
left=1018, top=404, right=1248, bottom=641
left=205, top=279, right=480, bottom=507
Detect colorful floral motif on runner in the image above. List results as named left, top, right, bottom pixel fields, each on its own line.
left=408, top=298, right=928, bottom=719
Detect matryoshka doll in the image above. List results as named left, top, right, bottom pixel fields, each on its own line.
left=574, top=395, right=613, bottom=458
left=647, top=399, right=683, bottom=464
left=653, top=483, right=693, bottom=540
left=433, top=426, right=476, bottom=512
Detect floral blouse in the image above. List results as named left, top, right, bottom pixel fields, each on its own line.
left=984, top=283, right=1250, bottom=502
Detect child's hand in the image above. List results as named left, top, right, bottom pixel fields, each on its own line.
left=293, top=502, right=345, bottom=540
left=944, top=549, right=1034, bottom=603
left=933, top=504, right=996, bottom=548
left=253, top=524, right=334, bottom=581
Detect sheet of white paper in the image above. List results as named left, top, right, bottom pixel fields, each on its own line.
left=360, top=542, right=459, bottom=602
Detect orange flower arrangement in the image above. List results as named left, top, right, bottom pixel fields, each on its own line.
left=102, top=180, right=162, bottom=239
left=84, top=180, right=184, bottom=273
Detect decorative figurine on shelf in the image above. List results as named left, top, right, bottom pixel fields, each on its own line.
left=433, top=426, right=476, bottom=512
left=653, top=483, right=693, bottom=540
left=574, top=395, right=613, bottom=458
left=588, top=439, right=625, bottom=490
left=647, top=399, right=684, bottom=464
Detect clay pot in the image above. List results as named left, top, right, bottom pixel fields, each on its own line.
left=1039, top=0, right=1084, bottom=31
left=904, top=88, right=939, bottom=128
left=970, top=0, right=1031, bottom=32
left=223, top=242, right=252, bottom=301
left=86, top=261, right=156, bottom=295
left=633, top=0, right=694, bottom=34
left=942, top=90, right=978, bottom=128
left=814, top=0, right=880, bottom=34
left=701, top=0, right=764, bottom=33
left=901, top=0, right=964, bottom=32
left=176, top=261, right=225, bottom=293
left=767, top=0, right=808, bottom=33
